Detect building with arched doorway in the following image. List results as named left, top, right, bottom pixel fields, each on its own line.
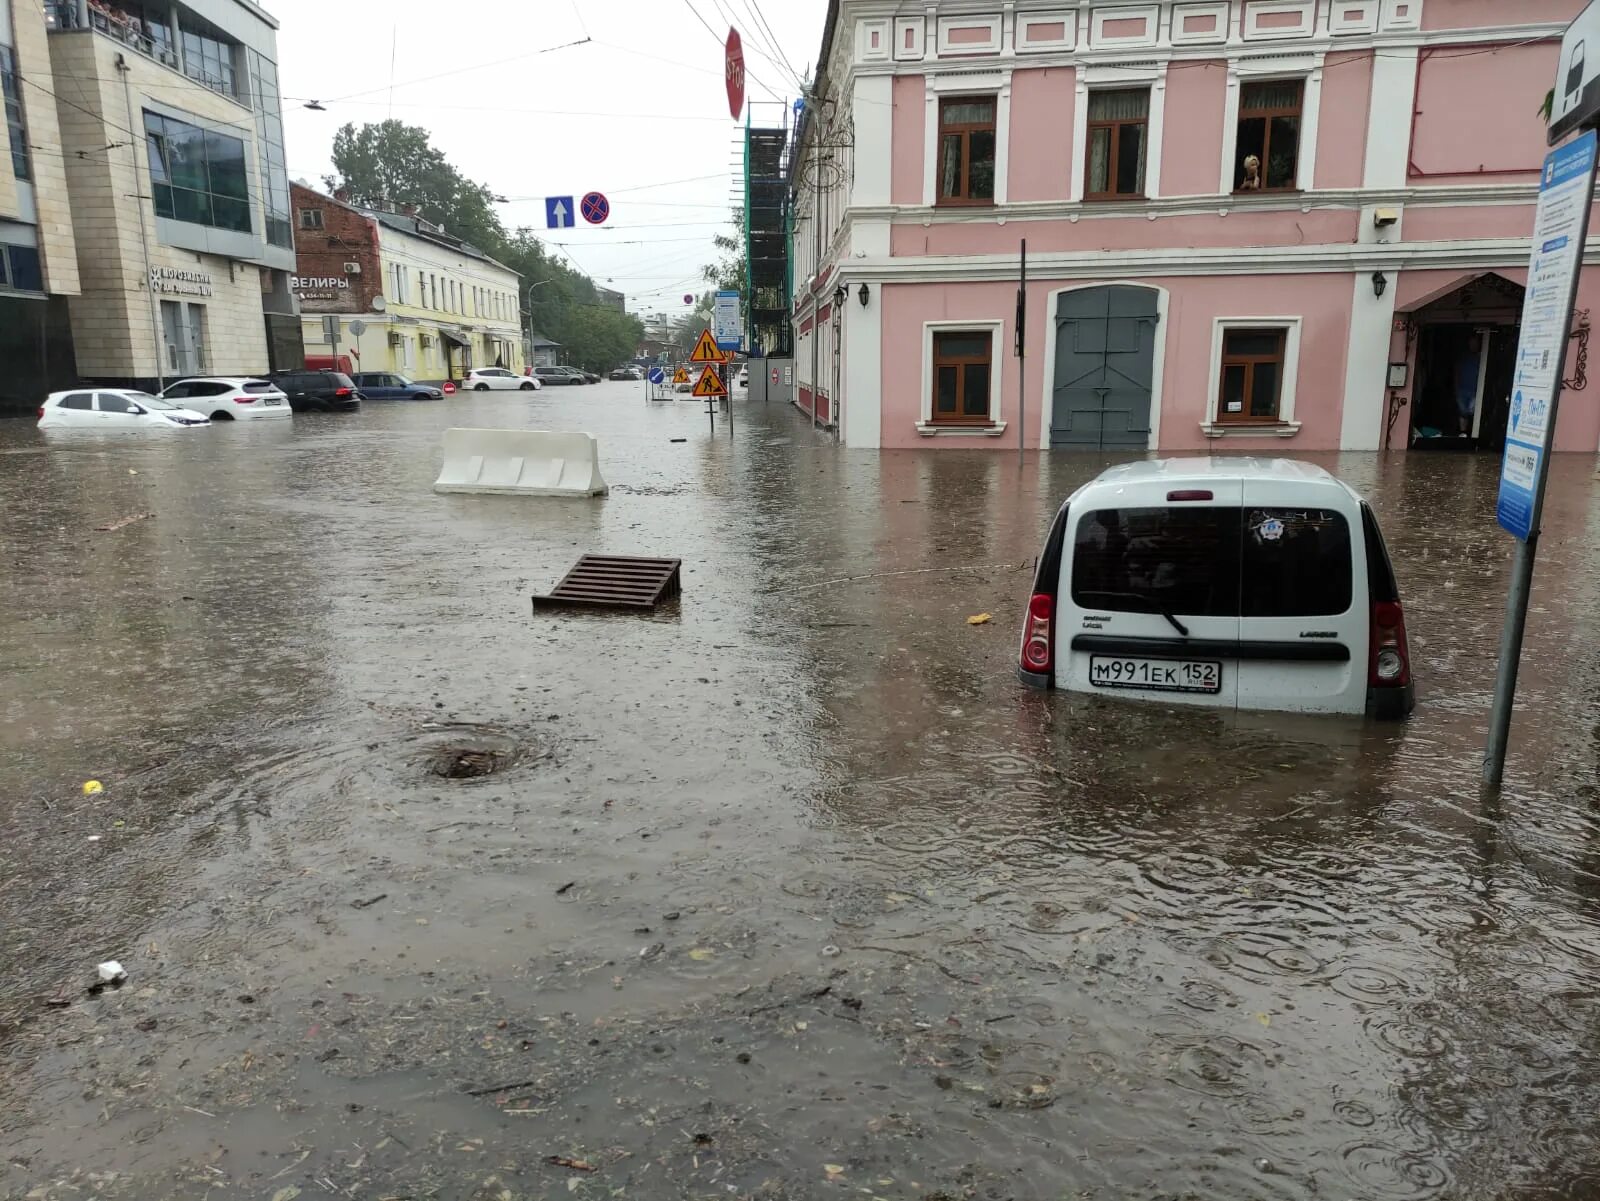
left=791, top=0, right=1600, bottom=454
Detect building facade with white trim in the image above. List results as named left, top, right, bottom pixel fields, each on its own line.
left=290, top=184, right=523, bottom=382
left=793, top=0, right=1600, bottom=454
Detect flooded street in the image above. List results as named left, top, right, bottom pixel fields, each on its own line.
left=5, top=386, right=1600, bottom=1200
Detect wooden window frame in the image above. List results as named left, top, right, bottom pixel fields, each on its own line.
left=1233, top=79, right=1304, bottom=194
left=936, top=95, right=997, bottom=207
left=930, top=329, right=995, bottom=426
left=1216, top=327, right=1287, bottom=424
left=298, top=207, right=323, bottom=230
left=1084, top=88, right=1150, bottom=201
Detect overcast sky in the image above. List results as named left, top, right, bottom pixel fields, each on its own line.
left=268, top=0, right=825, bottom=319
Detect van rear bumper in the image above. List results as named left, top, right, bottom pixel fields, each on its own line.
left=1017, top=665, right=1051, bottom=690
left=1366, top=682, right=1415, bottom=720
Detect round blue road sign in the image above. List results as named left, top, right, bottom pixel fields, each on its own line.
left=580, top=191, right=610, bottom=224
left=648, top=367, right=664, bottom=384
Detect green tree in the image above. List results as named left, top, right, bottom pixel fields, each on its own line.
left=703, top=209, right=746, bottom=296
left=326, top=120, right=506, bottom=253
left=556, top=306, right=645, bottom=373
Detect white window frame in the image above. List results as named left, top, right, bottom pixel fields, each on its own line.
left=1072, top=64, right=1167, bottom=203
left=399, top=336, right=413, bottom=371
left=922, top=70, right=1011, bottom=207
left=1219, top=55, right=1323, bottom=195
left=1202, top=316, right=1303, bottom=438
left=917, top=319, right=1007, bottom=436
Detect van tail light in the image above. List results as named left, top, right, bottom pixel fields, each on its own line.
left=36, top=406, right=44, bottom=419
left=1167, top=489, right=1214, bottom=502
left=1020, top=592, right=1054, bottom=675
left=334, top=387, right=353, bottom=398
left=1369, top=599, right=1411, bottom=688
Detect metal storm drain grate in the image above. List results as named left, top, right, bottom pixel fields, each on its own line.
left=531, top=555, right=683, bottom=612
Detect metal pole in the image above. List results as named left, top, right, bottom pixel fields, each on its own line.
left=1484, top=537, right=1537, bottom=788
left=811, top=132, right=821, bottom=431
left=1482, top=136, right=1597, bottom=787
left=1017, top=239, right=1027, bottom=467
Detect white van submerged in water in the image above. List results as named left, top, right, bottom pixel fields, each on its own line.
left=1017, top=459, right=1414, bottom=718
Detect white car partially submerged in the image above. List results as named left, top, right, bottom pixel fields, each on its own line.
left=466, top=368, right=540, bottom=391
left=161, top=377, right=290, bottom=420
left=38, top=389, right=210, bottom=429
left=1018, top=458, right=1414, bottom=718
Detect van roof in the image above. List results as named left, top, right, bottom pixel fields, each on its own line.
left=1081, top=457, right=1359, bottom=500
left=1096, top=457, right=1334, bottom=483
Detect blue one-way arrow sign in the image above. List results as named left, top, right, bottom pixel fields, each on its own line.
left=546, top=196, right=575, bottom=229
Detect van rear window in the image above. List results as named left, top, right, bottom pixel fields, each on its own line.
left=1070, top=507, right=1351, bottom=618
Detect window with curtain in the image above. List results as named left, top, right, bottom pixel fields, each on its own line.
left=0, top=45, right=29, bottom=182
left=1217, top=328, right=1287, bottom=422
left=1086, top=88, right=1149, bottom=199
left=937, top=97, right=996, bottom=204
left=931, top=330, right=994, bottom=425
left=144, top=111, right=251, bottom=232
left=1235, top=79, right=1303, bottom=191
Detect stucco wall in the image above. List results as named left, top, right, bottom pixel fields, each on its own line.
left=1410, top=42, right=1558, bottom=184
left=890, top=75, right=924, bottom=206
left=1160, top=60, right=1228, bottom=196
left=1314, top=50, right=1373, bottom=190
left=1008, top=67, right=1075, bottom=202
left=1421, top=0, right=1577, bottom=30
left=877, top=273, right=1356, bottom=451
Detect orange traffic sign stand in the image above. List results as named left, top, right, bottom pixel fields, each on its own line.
left=672, top=367, right=689, bottom=383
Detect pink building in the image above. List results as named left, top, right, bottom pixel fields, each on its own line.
left=793, top=0, right=1600, bottom=454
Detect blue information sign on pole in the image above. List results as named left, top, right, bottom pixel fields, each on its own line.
left=647, top=367, right=664, bottom=384
left=545, top=197, right=575, bottom=229
left=1496, top=129, right=1597, bottom=540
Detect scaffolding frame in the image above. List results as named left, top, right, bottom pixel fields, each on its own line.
left=744, top=100, right=794, bottom=358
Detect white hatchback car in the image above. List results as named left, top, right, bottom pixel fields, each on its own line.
left=38, top=389, right=210, bottom=429
left=161, top=377, right=290, bottom=420
left=1018, top=458, right=1414, bottom=719
left=465, top=368, right=540, bottom=392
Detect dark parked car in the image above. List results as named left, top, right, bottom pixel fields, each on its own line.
left=350, top=372, right=444, bottom=401
left=271, top=370, right=361, bottom=412
left=534, top=366, right=583, bottom=386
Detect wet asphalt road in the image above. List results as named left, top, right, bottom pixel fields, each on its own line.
left=4, top=384, right=1600, bottom=1200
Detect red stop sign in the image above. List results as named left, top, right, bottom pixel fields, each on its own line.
left=725, top=28, right=745, bottom=121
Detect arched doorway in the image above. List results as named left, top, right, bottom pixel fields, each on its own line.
left=1049, top=285, right=1161, bottom=449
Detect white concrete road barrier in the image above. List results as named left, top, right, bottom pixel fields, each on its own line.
left=433, top=428, right=608, bottom=497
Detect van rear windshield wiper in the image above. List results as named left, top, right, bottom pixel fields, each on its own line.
left=1079, top=589, right=1190, bottom=638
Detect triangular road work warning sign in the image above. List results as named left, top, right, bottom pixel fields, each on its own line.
left=672, top=367, right=689, bottom=383
left=692, top=366, right=728, bottom=398
left=689, top=328, right=724, bottom=363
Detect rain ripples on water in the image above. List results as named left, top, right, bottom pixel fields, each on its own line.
left=2, top=398, right=1600, bottom=1198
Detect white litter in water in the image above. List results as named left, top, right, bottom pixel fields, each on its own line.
left=96, top=961, right=126, bottom=983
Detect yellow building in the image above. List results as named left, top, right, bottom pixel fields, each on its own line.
left=292, top=183, right=521, bottom=381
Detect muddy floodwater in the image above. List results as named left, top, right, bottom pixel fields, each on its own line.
left=5, top=387, right=1600, bottom=1200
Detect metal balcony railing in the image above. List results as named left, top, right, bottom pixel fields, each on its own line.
left=48, top=1, right=181, bottom=71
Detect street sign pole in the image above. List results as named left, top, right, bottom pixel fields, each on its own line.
left=1483, top=128, right=1599, bottom=787
left=1016, top=239, right=1027, bottom=467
